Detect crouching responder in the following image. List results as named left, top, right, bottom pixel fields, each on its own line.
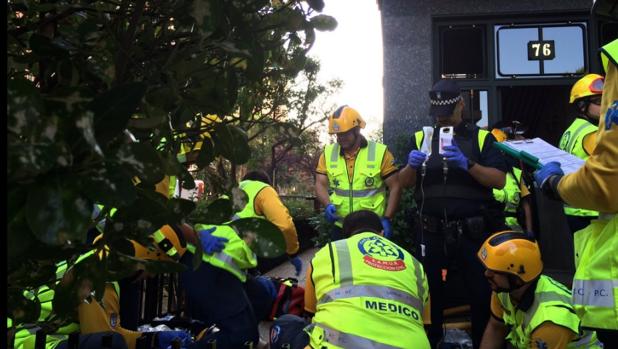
left=534, top=38, right=618, bottom=347
left=10, top=239, right=192, bottom=349
left=270, top=210, right=431, bottom=349
left=137, top=222, right=265, bottom=349
left=559, top=73, right=604, bottom=233
left=478, top=231, right=602, bottom=349
left=233, top=170, right=302, bottom=275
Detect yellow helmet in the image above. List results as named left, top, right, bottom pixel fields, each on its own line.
left=477, top=231, right=543, bottom=283
left=328, top=105, right=366, bottom=134
left=491, top=128, right=507, bottom=143
left=569, top=74, right=604, bottom=103
left=131, top=224, right=190, bottom=261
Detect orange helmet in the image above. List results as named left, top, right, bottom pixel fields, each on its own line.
left=491, top=128, right=508, bottom=143
left=132, top=224, right=189, bottom=261
left=328, top=105, right=366, bottom=134
left=569, top=74, right=604, bottom=103
left=477, top=231, right=543, bottom=283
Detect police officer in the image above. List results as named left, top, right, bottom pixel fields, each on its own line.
left=558, top=73, right=604, bottom=233
left=270, top=210, right=431, bottom=349
left=399, top=79, right=509, bottom=348
left=478, top=231, right=601, bottom=349
left=315, top=105, right=401, bottom=241
left=535, top=38, right=618, bottom=348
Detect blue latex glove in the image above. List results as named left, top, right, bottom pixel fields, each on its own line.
left=198, top=227, right=228, bottom=255
left=381, top=217, right=393, bottom=239
left=534, top=161, right=564, bottom=188
left=407, top=150, right=427, bottom=169
left=157, top=330, right=192, bottom=349
left=289, top=256, right=302, bottom=276
left=255, top=276, right=277, bottom=300
left=324, top=203, right=339, bottom=223
left=442, top=141, right=468, bottom=170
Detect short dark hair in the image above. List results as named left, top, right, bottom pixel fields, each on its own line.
left=342, top=210, right=383, bottom=237
left=242, top=170, right=272, bottom=185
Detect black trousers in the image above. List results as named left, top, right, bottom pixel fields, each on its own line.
left=56, top=332, right=127, bottom=349
left=179, top=253, right=259, bottom=349
left=413, top=229, right=492, bottom=349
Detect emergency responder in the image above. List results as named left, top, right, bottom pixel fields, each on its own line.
left=269, top=210, right=431, bottom=349
left=399, top=79, right=509, bottom=348
left=10, top=240, right=192, bottom=349
left=477, top=231, right=602, bottom=349
left=490, top=124, right=532, bottom=232
left=233, top=170, right=302, bottom=275
left=315, top=105, right=402, bottom=241
left=558, top=73, right=604, bottom=233
left=534, top=38, right=618, bottom=347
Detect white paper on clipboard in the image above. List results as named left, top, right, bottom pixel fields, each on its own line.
left=504, top=138, right=585, bottom=175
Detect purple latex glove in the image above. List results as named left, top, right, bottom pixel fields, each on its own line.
left=407, top=150, right=427, bottom=170
left=442, top=140, right=468, bottom=170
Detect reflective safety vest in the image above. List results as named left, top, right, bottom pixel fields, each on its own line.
left=191, top=224, right=257, bottom=282
left=559, top=118, right=599, bottom=217
left=307, top=232, right=430, bottom=349
left=601, top=38, right=618, bottom=74
left=492, top=167, right=522, bottom=231
left=232, top=180, right=269, bottom=220
left=12, top=252, right=120, bottom=349
left=324, top=141, right=387, bottom=227
left=497, top=275, right=602, bottom=349
left=572, top=214, right=618, bottom=330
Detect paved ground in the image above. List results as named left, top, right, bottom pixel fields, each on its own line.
left=257, top=247, right=318, bottom=347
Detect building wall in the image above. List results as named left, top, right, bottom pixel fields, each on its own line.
left=380, top=0, right=590, bottom=158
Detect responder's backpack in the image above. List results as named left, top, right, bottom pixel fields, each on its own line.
left=268, top=277, right=305, bottom=320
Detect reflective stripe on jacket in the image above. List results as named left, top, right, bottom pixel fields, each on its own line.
left=572, top=214, right=618, bottom=330
left=497, top=275, right=602, bottom=349
left=191, top=224, right=257, bottom=282
left=324, top=141, right=387, bottom=227
left=308, top=232, right=430, bottom=349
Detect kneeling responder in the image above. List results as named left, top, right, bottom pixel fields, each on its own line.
left=478, top=231, right=601, bottom=349
left=271, top=210, right=431, bottom=349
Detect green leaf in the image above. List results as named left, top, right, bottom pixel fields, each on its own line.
left=26, top=177, right=93, bottom=246
left=211, top=124, right=251, bottom=164
left=195, top=137, right=215, bottom=169
left=167, top=198, right=196, bottom=221
left=8, top=289, right=42, bottom=325
left=309, top=14, right=338, bottom=31
left=91, top=83, right=147, bottom=146
left=188, top=198, right=233, bottom=225
left=306, top=0, right=325, bottom=12
left=228, top=218, right=286, bottom=258
left=79, top=164, right=138, bottom=208
left=116, top=142, right=165, bottom=185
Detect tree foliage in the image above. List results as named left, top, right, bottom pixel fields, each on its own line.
left=7, top=0, right=336, bottom=328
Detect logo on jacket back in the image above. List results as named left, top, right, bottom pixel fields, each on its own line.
left=358, top=236, right=406, bottom=271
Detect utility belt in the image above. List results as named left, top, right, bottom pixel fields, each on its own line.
left=420, top=214, right=488, bottom=241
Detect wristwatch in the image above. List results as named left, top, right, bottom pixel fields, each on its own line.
left=467, top=158, right=477, bottom=170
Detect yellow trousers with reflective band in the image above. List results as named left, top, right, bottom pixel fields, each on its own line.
left=572, top=214, right=618, bottom=330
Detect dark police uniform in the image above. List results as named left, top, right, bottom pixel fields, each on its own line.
left=409, top=120, right=509, bottom=349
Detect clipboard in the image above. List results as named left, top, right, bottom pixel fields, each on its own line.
left=493, top=142, right=542, bottom=169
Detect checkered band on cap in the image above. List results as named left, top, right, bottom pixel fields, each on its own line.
left=430, top=95, right=461, bottom=106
